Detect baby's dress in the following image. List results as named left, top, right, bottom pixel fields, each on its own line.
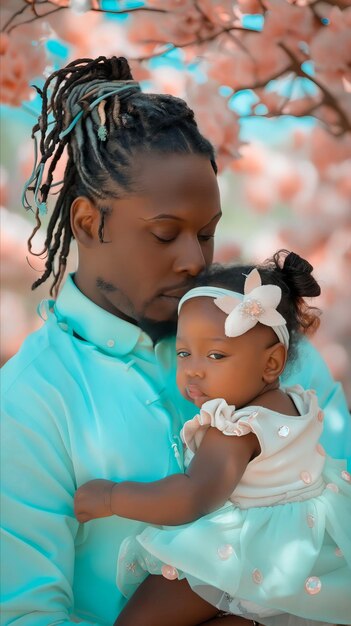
left=117, top=385, right=351, bottom=625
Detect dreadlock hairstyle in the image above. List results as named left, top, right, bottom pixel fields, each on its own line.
left=193, top=250, right=321, bottom=365
left=24, top=56, right=217, bottom=296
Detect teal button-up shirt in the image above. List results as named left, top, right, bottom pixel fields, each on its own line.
left=1, top=274, right=350, bottom=625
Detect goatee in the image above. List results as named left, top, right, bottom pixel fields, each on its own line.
left=139, top=317, right=177, bottom=344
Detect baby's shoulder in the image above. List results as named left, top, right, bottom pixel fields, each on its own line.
left=250, top=387, right=299, bottom=417
left=238, top=385, right=321, bottom=453
left=245, top=385, right=318, bottom=418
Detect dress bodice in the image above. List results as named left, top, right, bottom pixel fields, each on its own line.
left=180, top=385, right=326, bottom=508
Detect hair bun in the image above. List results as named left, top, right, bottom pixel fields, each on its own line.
left=273, top=250, right=321, bottom=298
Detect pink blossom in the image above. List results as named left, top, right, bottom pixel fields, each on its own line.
left=0, top=167, right=9, bottom=208
left=277, top=168, right=304, bottom=202
left=146, top=66, right=186, bottom=97
left=310, top=8, right=351, bottom=80
left=255, top=90, right=286, bottom=115
left=310, top=127, right=351, bottom=173
left=199, top=0, right=239, bottom=26
left=0, top=25, right=47, bottom=107
left=209, top=48, right=256, bottom=90
left=47, top=8, right=101, bottom=46
left=292, top=128, right=309, bottom=149
left=231, top=143, right=266, bottom=175
left=264, top=0, right=317, bottom=49
left=0, top=207, right=45, bottom=284
left=186, top=80, right=240, bottom=172
left=147, top=0, right=193, bottom=9
left=309, top=9, right=351, bottom=131
left=128, top=4, right=219, bottom=54
left=244, top=175, right=277, bottom=213
left=47, top=0, right=70, bottom=6
left=127, top=12, right=171, bottom=55
left=48, top=12, right=151, bottom=83
left=281, top=96, right=322, bottom=117
left=327, top=161, right=351, bottom=199
left=0, top=291, right=41, bottom=365
left=237, top=0, right=264, bottom=15
left=214, top=239, right=242, bottom=263
left=242, top=32, right=289, bottom=84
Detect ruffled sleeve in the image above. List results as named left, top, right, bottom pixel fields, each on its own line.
left=180, top=398, right=252, bottom=454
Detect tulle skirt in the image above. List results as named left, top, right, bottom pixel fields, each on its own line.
left=117, top=458, right=351, bottom=625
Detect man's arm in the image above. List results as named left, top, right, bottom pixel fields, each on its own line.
left=282, top=337, right=351, bottom=463
left=1, top=380, right=98, bottom=626
left=75, top=429, right=258, bottom=526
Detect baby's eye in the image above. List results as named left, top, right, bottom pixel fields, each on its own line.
left=177, top=350, right=190, bottom=358
left=208, top=353, right=225, bottom=360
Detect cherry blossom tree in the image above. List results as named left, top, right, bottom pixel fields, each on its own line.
left=1, top=0, right=351, bottom=399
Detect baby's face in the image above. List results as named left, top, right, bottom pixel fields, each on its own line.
left=176, top=297, right=277, bottom=409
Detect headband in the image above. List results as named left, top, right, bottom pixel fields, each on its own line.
left=178, top=269, right=289, bottom=348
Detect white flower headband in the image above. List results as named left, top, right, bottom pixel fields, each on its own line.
left=178, top=268, right=289, bottom=348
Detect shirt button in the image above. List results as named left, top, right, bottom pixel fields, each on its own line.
left=300, top=471, right=312, bottom=484
left=107, top=339, right=115, bottom=348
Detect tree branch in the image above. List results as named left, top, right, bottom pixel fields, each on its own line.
left=2, top=0, right=349, bottom=137
left=6, top=6, right=65, bottom=35
left=1, top=1, right=32, bottom=32
left=135, top=25, right=258, bottom=62
left=279, top=42, right=350, bottom=132
left=2, top=1, right=169, bottom=33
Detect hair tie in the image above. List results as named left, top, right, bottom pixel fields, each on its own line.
left=97, top=100, right=107, bottom=141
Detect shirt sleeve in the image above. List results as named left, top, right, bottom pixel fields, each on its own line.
left=1, top=375, right=99, bottom=626
left=282, top=337, right=351, bottom=465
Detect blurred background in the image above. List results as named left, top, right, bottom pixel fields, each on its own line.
left=1, top=0, right=351, bottom=403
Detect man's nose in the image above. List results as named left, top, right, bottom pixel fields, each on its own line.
left=173, top=236, right=206, bottom=276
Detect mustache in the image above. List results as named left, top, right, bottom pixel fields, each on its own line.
left=158, top=279, right=198, bottom=297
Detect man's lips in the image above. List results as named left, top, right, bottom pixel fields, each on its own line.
left=160, top=284, right=194, bottom=299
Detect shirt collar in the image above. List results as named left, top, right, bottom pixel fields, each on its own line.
left=54, top=274, right=146, bottom=357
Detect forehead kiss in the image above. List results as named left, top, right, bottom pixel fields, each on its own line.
left=73, top=154, right=222, bottom=327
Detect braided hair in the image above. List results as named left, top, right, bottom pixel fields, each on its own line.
left=24, top=56, right=217, bottom=296
left=193, top=250, right=321, bottom=365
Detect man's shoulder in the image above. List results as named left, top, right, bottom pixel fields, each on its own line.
left=1, top=321, right=69, bottom=397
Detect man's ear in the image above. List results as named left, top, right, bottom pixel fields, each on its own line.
left=262, top=342, right=287, bottom=383
left=71, top=196, right=100, bottom=247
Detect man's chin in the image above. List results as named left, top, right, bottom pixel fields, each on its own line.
left=139, top=317, right=177, bottom=344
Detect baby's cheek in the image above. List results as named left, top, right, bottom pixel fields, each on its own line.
left=176, top=365, right=186, bottom=395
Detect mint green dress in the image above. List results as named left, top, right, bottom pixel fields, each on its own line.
left=117, top=386, right=351, bottom=625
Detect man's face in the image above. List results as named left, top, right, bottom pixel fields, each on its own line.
left=76, top=154, right=221, bottom=327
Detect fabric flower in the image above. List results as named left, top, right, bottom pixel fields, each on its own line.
left=214, top=268, right=286, bottom=337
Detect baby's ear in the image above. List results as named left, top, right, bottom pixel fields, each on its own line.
left=262, top=343, right=287, bottom=384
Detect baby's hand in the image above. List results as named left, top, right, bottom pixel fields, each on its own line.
left=74, top=479, right=116, bottom=523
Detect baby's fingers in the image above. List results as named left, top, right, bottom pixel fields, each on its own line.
left=74, top=491, right=89, bottom=521
left=75, top=510, right=91, bottom=523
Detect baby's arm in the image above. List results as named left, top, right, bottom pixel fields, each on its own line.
left=74, top=429, right=259, bottom=525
